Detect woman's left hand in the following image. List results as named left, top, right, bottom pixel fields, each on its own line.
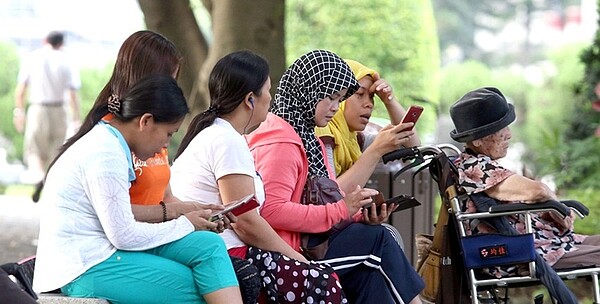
left=541, top=209, right=574, bottom=232
left=361, top=201, right=399, bottom=225
left=223, top=212, right=237, bottom=230
left=371, top=77, right=395, bottom=105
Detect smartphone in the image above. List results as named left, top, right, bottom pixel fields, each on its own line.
left=364, top=193, right=421, bottom=215
left=384, top=195, right=421, bottom=212
left=400, top=105, right=424, bottom=131
left=363, top=193, right=385, bottom=214
left=209, top=194, right=259, bottom=222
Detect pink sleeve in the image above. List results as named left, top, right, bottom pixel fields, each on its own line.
left=253, top=141, right=350, bottom=234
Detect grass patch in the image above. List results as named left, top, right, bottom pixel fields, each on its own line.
left=3, top=184, right=35, bottom=196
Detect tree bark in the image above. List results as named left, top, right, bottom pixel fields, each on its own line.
left=137, top=0, right=209, bottom=110
left=139, top=0, right=285, bottom=118
left=197, top=0, right=285, bottom=117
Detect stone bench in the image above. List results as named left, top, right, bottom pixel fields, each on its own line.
left=37, top=293, right=110, bottom=304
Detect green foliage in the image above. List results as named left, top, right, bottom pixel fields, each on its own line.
left=0, top=42, right=19, bottom=96
left=579, top=0, right=600, bottom=108
left=0, top=41, right=22, bottom=161
left=79, top=64, right=114, bottom=115
left=565, top=187, right=600, bottom=235
left=438, top=60, right=494, bottom=114
left=437, top=60, right=532, bottom=120
left=558, top=138, right=600, bottom=188
left=286, top=0, right=440, bottom=137
left=550, top=1, right=600, bottom=190
left=513, top=44, right=588, bottom=188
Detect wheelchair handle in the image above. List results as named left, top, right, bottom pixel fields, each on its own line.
left=561, top=200, right=589, bottom=218
left=382, top=147, right=419, bottom=164
left=489, top=200, right=570, bottom=218
left=382, top=144, right=462, bottom=164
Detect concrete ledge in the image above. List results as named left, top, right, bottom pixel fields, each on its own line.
left=37, top=293, right=110, bottom=304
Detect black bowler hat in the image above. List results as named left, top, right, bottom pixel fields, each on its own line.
left=449, top=87, right=515, bottom=143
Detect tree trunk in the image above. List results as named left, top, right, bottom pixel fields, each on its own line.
left=139, top=0, right=285, bottom=118
left=198, top=0, right=285, bottom=117
left=137, top=0, right=209, bottom=110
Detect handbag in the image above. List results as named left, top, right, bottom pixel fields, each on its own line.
left=0, top=255, right=37, bottom=300
left=416, top=200, right=447, bottom=302
left=299, top=175, right=348, bottom=260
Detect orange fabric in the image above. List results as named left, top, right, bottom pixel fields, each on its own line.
left=103, top=114, right=169, bottom=205
left=102, top=113, right=115, bottom=121
left=129, top=148, right=170, bottom=205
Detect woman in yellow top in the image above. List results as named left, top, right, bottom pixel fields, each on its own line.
left=316, top=59, right=420, bottom=195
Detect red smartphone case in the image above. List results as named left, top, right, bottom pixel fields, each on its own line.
left=400, top=105, right=424, bottom=131
left=230, top=196, right=259, bottom=216
left=210, top=194, right=260, bottom=221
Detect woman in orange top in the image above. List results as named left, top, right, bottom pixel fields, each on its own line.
left=86, top=31, right=225, bottom=224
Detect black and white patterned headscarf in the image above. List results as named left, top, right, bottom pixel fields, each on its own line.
left=272, top=50, right=359, bottom=177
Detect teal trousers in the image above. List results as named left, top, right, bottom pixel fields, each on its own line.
left=62, top=231, right=238, bottom=304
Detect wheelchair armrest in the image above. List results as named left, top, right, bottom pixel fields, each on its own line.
left=489, top=200, right=570, bottom=218
left=561, top=200, right=589, bottom=218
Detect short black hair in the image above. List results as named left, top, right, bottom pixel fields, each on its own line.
left=46, top=31, right=64, bottom=48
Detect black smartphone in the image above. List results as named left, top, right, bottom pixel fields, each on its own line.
left=364, top=193, right=421, bottom=215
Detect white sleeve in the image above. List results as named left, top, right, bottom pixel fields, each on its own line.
left=85, top=152, right=194, bottom=251
left=324, top=142, right=335, bottom=170
left=211, top=133, right=256, bottom=179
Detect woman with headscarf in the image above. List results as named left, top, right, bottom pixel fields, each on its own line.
left=247, top=50, right=425, bottom=304
left=316, top=59, right=420, bottom=195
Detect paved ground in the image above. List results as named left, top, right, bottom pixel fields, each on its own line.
left=0, top=194, right=39, bottom=265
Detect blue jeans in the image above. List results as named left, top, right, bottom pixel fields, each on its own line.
left=62, top=231, right=238, bottom=304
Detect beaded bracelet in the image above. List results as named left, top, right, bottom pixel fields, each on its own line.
left=159, top=201, right=167, bottom=222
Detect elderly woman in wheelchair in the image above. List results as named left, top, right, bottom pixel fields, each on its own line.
left=447, top=87, right=600, bottom=303
left=449, top=86, right=600, bottom=270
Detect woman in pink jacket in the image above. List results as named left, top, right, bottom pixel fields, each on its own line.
left=247, top=50, right=424, bottom=304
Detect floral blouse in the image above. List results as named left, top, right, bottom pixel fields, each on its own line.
left=454, top=150, right=586, bottom=276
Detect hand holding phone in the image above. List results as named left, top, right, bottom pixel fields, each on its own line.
left=209, top=194, right=259, bottom=222
left=399, top=105, right=423, bottom=131
left=363, top=193, right=421, bottom=216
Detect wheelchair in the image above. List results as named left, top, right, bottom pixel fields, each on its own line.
left=382, top=144, right=600, bottom=304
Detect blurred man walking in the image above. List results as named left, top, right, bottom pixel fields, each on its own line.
left=13, top=31, right=81, bottom=201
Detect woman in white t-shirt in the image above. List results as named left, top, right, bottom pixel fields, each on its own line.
left=171, top=50, right=347, bottom=303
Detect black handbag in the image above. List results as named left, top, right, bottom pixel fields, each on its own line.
left=300, top=176, right=351, bottom=260
left=0, top=255, right=37, bottom=300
